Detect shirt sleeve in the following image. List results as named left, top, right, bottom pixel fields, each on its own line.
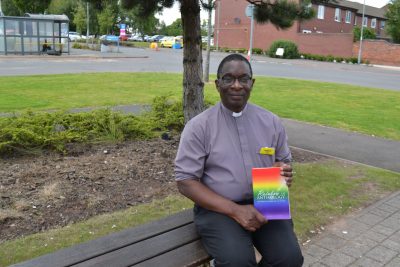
left=174, top=119, right=207, bottom=181
left=274, top=117, right=292, bottom=163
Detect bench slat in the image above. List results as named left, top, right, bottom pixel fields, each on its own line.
left=134, top=240, right=210, bottom=267
left=73, top=223, right=200, bottom=267
left=12, top=209, right=194, bottom=267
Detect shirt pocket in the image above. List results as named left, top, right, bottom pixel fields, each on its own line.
left=255, top=146, right=275, bottom=167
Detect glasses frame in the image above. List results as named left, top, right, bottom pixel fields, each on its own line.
left=219, top=74, right=253, bottom=87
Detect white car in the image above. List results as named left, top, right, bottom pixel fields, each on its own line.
left=68, top=31, right=86, bottom=41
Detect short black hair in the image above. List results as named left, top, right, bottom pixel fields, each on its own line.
left=217, top=54, right=253, bottom=79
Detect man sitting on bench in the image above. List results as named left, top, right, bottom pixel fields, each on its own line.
left=175, top=54, right=303, bottom=267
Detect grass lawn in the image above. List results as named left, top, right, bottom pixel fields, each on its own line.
left=0, top=73, right=399, bottom=140
left=1, top=159, right=399, bottom=266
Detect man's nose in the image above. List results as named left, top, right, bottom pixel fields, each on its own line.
left=232, top=78, right=243, bottom=89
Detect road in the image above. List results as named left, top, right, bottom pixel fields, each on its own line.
left=1, top=46, right=399, bottom=91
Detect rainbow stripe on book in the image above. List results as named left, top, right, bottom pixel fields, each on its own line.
left=252, top=167, right=291, bottom=220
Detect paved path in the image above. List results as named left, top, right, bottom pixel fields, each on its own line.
left=302, top=191, right=400, bottom=266
left=283, top=119, right=400, bottom=173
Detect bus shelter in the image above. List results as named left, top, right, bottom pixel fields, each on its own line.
left=0, top=14, right=69, bottom=55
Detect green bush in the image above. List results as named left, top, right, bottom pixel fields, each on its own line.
left=268, top=40, right=300, bottom=59
left=252, top=48, right=263, bottom=54
left=353, top=26, right=376, bottom=42
left=0, top=96, right=184, bottom=155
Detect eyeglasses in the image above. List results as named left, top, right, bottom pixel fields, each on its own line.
left=219, top=74, right=252, bottom=86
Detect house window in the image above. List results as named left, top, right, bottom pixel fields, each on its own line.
left=345, top=11, right=352, bottom=24
left=381, top=21, right=385, bottom=29
left=334, top=8, right=341, bottom=22
left=363, top=17, right=368, bottom=27
left=371, top=18, right=377, bottom=28
left=317, top=5, right=325, bottom=19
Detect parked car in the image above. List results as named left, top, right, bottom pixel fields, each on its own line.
left=128, top=34, right=143, bottom=42
left=119, top=34, right=131, bottom=41
left=148, top=35, right=164, bottom=42
left=68, top=31, right=85, bottom=41
left=160, top=36, right=175, bottom=48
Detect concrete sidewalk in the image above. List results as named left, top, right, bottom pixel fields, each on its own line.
left=302, top=191, right=400, bottom=266
left=283, top=119, right=400, bottom=173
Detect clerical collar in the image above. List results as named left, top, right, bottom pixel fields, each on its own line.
left=220, top=102, right=246, bottom=117
left=232, top=111, right=242, bottom=117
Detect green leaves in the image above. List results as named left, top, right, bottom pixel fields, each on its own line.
left=385, top=0, right=400, bottom=43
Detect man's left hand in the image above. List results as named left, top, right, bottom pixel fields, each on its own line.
left=273, top=162, right=293, bottom=187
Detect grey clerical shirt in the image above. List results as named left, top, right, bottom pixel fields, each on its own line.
left=175, top=102, right=291, bottom=202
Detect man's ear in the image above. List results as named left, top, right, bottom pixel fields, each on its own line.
left=215, top=79, right=221, bottom=92
left=251, top=78, right=256, bottom=87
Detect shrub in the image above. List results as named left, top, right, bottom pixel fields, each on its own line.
left=0, top=96, right=184, bottom=155
left=252, top=48, right=263, bottom=54
left=353, top=26, right=376, bottom=42
left=268, top=40, right=300, bottom=59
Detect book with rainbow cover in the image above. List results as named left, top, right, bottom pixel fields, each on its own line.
left=252, top=167, right=291, bottom=220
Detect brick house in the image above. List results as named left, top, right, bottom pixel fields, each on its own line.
left=300, top=0, right=388, bottom=38
left=214, top=0, right=388, bottom=57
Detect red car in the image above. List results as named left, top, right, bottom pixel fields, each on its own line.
left=119, top=34, right=131, bottom=41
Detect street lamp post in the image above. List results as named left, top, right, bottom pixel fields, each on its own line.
left=216, top=0, right=221, bottom=51
left=357, top=0, right=366, bottom=64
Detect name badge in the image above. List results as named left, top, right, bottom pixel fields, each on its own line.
left=259, top=147, right=275, bottom=155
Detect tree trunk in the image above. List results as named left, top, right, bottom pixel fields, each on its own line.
left=204, top=0, right=213, bottom=83
left=181, top=0, right=204, bottom=123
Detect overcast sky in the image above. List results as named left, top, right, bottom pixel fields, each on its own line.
left=156, top=0, right=390, bottom=26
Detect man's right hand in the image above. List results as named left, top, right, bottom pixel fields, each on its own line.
left=231, top=204, right=267, bottom=232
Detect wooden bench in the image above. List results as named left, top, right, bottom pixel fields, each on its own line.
left=12, top=209, right=211, bottom=267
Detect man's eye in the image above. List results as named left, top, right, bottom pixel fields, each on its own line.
left=239, top=77, right=251, bottom=83
left=222, top=76, right=234, bottom=83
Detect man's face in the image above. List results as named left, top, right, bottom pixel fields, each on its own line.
left=215, top=60, right=255, bottom=112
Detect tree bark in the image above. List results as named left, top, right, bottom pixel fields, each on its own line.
left=180, top=0, right=204, bottom=123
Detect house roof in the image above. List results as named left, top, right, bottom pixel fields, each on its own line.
left=330, top=0, right=387, bottom=19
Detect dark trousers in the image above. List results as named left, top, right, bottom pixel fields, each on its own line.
left=194, top=205, right=303, bottom=267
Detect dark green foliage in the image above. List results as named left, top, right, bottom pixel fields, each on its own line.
left=0, top=96, right=183, bottom=155
left=301, top=53, right=359, bottom=64
left=149, top=95, right=184, bottom=132
left=268, top=40, right=299, bottom=59
left=251, top=0, right=317, bottom=29
left=252, top=48, right=263, bottom=54
left=353, top=26, right=377, bottom=42
left=12, top=0, right=51, bottom=14
left=385, top=0, right=400, bottom=43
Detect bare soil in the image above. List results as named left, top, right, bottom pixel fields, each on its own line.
left=0, top=137, right=328, bottom=243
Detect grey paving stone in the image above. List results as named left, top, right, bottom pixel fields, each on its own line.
left=302, top=253, right=318, bottom=267
left=377, top=204, right=398, bottom=213
left=304, top=244, right=331, bottom=259
left=317, top=234, right=347, bottom=250
left=335, top=221, right=370, bottom=240
left=310, top=262, right=327, bottom=267
left=364, top=245, right=397, bottom=264
left=359, top=230, right=387, bottom=242
left=380, top=217, right=400, bottom=231
left=352, top=256, right=384, bottom=267
left=369, top=208, right=394, bottom=219
left=386, top=198, right=400, bottom=208
left=371, top=224, right=397, bottom=237
left=355, top=213, right=384, bottom=226
left=320, top=252, right=356, bottom=267
left=389, top=230, right=400, bottom=241
left=383, top=238, right=400, bottom=251
left=339, top=238, right=377, bottom=258
left=392, top=211, right=400, bottom=219
left=386, top=257, right=400, bottom=267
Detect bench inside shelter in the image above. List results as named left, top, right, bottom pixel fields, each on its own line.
left=12, top=209, right=211, bottom=267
